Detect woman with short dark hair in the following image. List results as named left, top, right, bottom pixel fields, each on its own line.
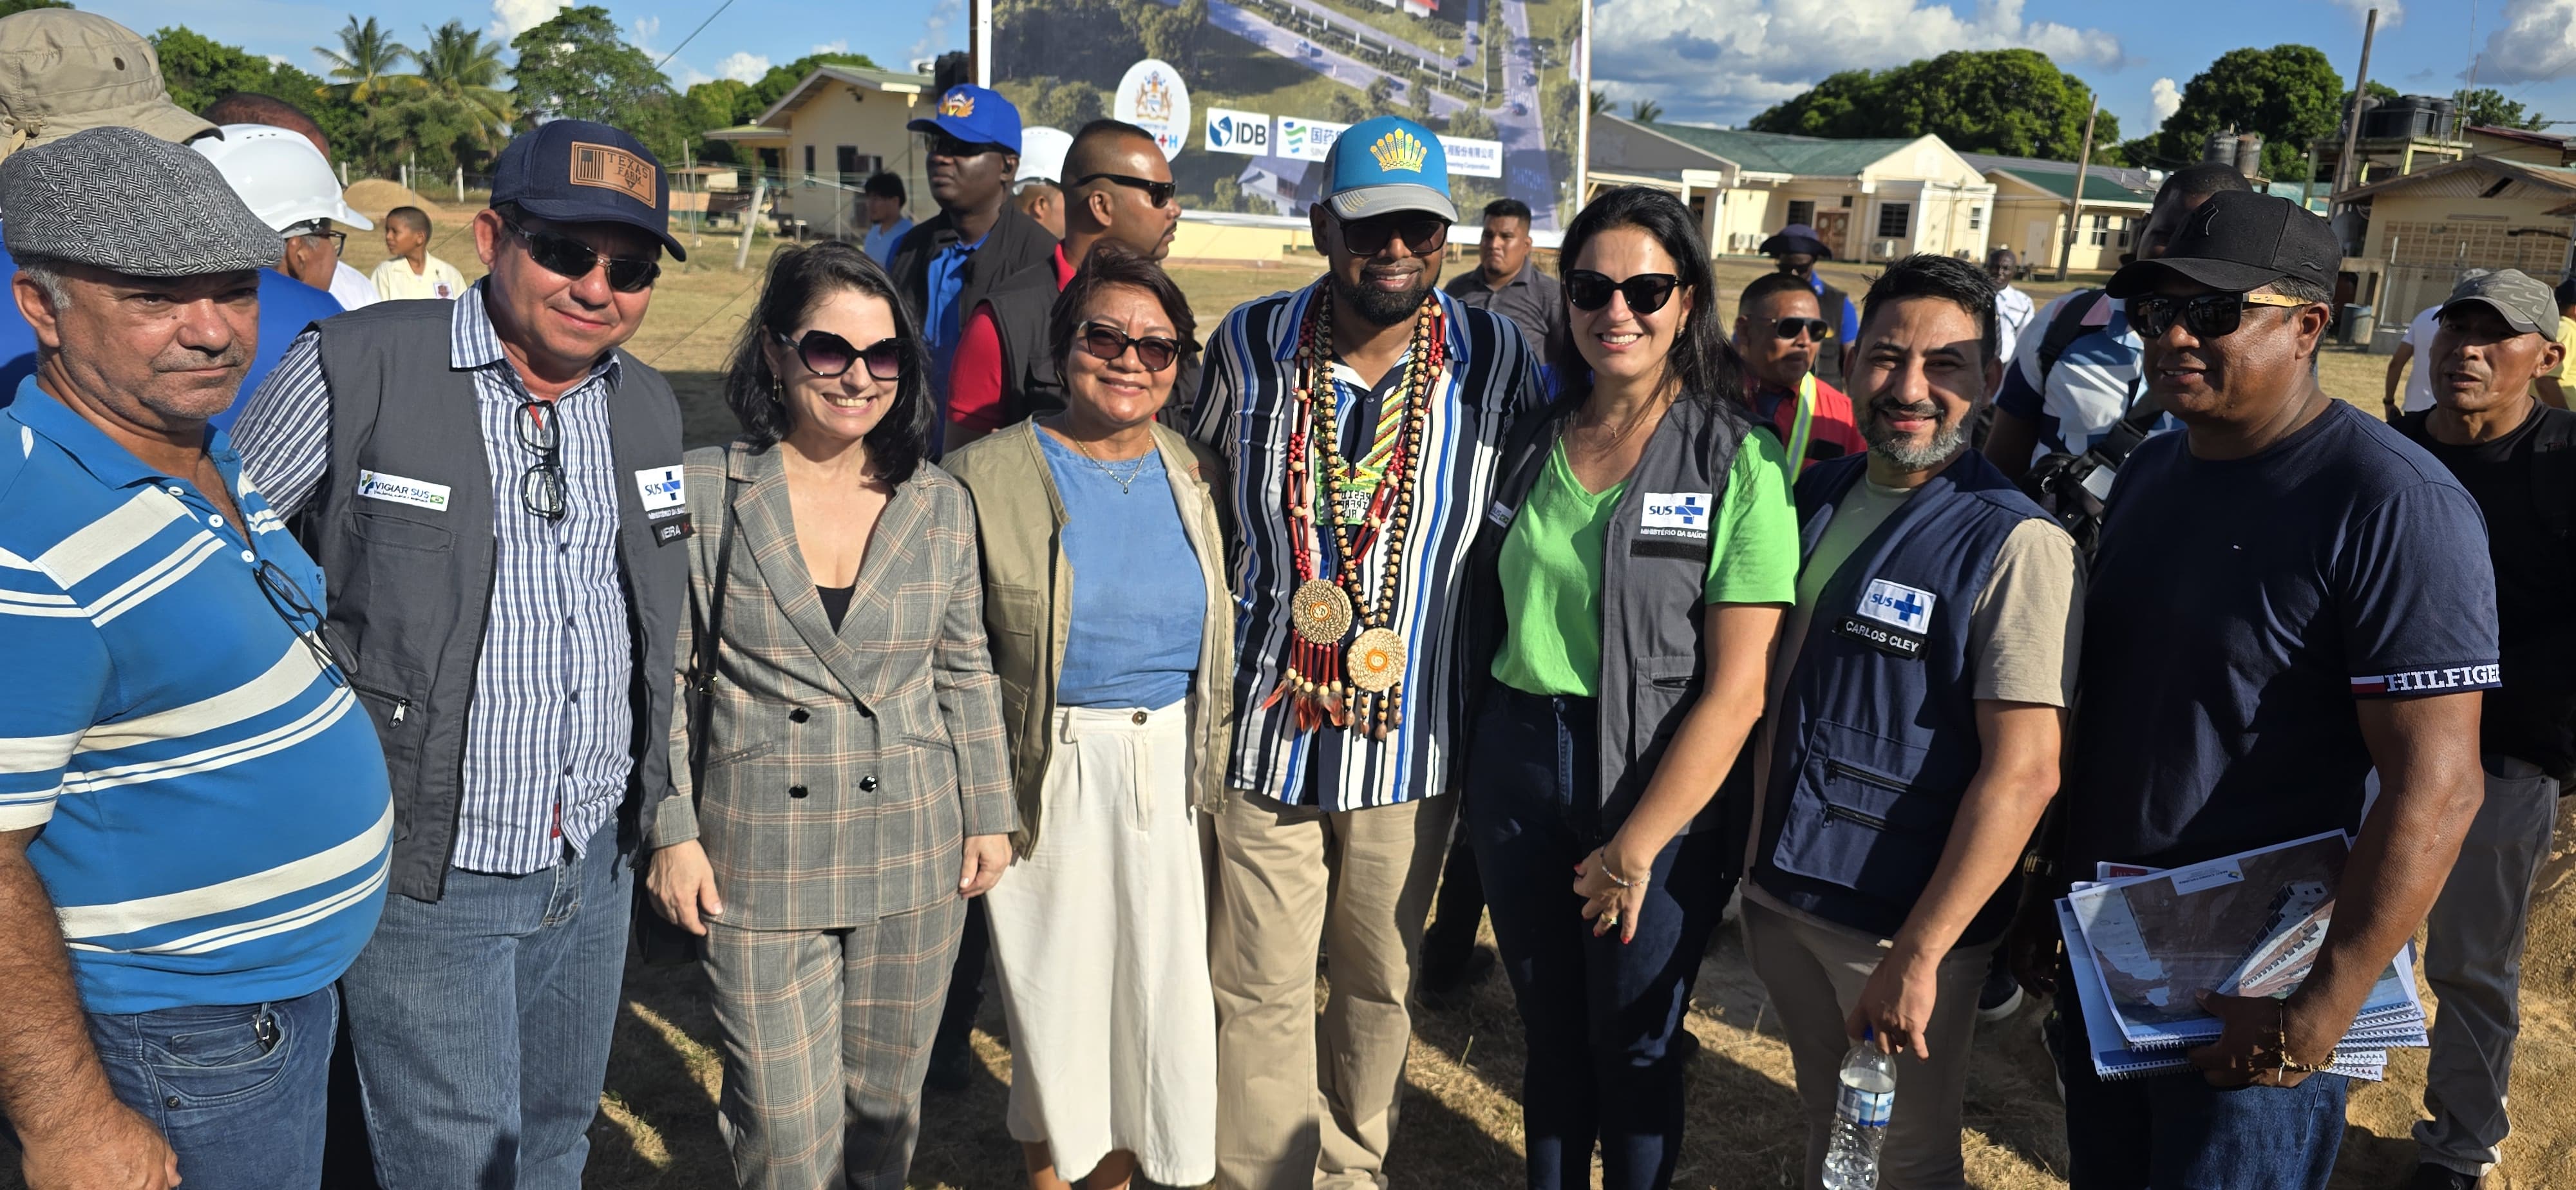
left=646, top=241, right=1016, bottom=1189
left=1459, top=186, right=1797, bottom=1189
left=944, top=243, right=1233, bottom=1190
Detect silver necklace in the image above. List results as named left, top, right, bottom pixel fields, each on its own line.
left=1070, top=435, right=1153, bottom=495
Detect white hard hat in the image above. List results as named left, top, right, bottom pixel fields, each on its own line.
left=1016, top=126, right=1073, bottom=186
left=190, top=123, right=373, bottom=232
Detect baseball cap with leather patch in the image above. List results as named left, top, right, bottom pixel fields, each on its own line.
left=0, top=10, right=216, bottom=163
left=1323, top=115, right=1455, bottom=222
left=489, top=119, right=686, bottom=261
left=2105, top=190, right=2336, bottom=299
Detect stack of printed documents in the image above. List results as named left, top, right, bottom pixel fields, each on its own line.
left=2054, top=831, right=2429, bottom=1082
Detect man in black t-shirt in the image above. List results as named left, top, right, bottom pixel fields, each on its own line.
left=2027, top=192, right=2499, bottom=1189
left=2389, top=269, right=2570, bottom=1190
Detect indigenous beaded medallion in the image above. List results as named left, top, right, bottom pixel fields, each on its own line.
left=1291, top=578, right=1355, bottom=644
left=1346, top=628, right=1406, bottom=694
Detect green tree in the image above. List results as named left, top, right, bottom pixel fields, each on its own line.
left=508, top=5, right=686, bottom=160
left=151, top=25, right=359, bottom=153
left=1748, top=50, right=2116, bottom=160
left=1627, top=98, right=1662, bottom=124
left=2119, top=44, right=2344, bottom=178
left=1134, top=0, right=1208, bottom=73
left=405, top=21, right=511, bottom=154
left=1326, top=91, right=1368, bottom=126
left=0, top=0, right=72, bottom=14
left=316, top=15, right=412, bottom=102
left=2454, top=87, right=2544, bottom=131
left=1014, top=76, right=1106, bottom=131
left=1444, top=106, right=1497, bottom=141
left=1408, top=70, right=1434, bottom=120
left=745, top=51, right=885, bottom=114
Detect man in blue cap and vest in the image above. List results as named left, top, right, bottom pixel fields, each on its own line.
left=1188, top=114, right=1546, bottom=1190
left=888, top=84, right=1058, bottom=453
left=232, top=119, right=690, bottom=1189
left=1761, top=222, right=1860, bottom=388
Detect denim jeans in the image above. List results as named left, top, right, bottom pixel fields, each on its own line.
left=339, top=819, right=632, bottom=1190
left=1466, top=687, right=1729, bottom=1190
left=81, top=986, right=337, bottom=1190
left=2048, top=972, right=2349, bottom=1190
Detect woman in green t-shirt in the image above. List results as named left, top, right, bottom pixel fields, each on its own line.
left=1459, top=187, right=1797, bottom=1190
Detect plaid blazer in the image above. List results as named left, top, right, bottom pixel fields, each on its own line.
left=652, top=439, right=1016, bottom=930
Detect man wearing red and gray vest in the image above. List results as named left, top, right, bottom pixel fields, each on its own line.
left=944, top=118, right=1185, bottom=453
left=232, top=120, right=689, bottom=1189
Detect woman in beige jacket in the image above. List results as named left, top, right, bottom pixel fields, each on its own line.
left=943, top=244, right=1234, bottom=1190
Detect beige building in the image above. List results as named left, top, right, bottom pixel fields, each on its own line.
left=2333, top=156, right=2576, bottom=330
left=707, top=64, right=934, bottom=238
left=1587, top=116, right=1994, bottom=261
left=2465, top=124, right=2575, bottom=167
left=1969, top=157, right=2156, bottom=274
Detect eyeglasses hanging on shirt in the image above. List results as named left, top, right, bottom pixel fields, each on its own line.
left=254, top=559, right=349, bottom=688
left=515, top=398, right=567, bottom=522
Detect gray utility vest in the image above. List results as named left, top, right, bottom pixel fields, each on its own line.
left=300, top=301, right=688, bottom=902
left=1461, top=394, right=1753, bottom=833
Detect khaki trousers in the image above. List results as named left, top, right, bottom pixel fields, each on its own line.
left=1208, top=789, right=1457, bottom=1190
left=1742, top=897, right=1995, bottom=1190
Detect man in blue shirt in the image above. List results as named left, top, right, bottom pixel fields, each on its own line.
left=887, top=85, right=1057, bottom=453
left=0, top=126, right=392, bottom=1190
left=860, top=171, right=914, bottom=264
left=2026, top=191, right=2496, bottom=1189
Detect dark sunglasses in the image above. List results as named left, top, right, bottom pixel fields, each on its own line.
left=501, top=217, right=660, bottom=293
left=1337, top=214, right=1448, bottom=258
left=1566, top=270, right=1681, bottom=316
left=285, top=222, right=348, bottom=256
left=1076, top=172, right=1177, bottom=209
left=2126, top=291, right=2311, bottom=340
left=515, top=397, right=565, bottom=522
left=1076, top=323, right=1181, bottom=372
left=1769, top=316, right=1831, bottom=341
left=930, top=133, right=1007, bottom=160
left=773, top=329, right=906, bottom=381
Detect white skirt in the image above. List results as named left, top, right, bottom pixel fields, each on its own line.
left=985, top=701, right=1215, bottom=1186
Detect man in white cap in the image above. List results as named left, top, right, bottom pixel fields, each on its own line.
left=194, top=123, right=379, bottom=310
left=0, top=8, right=343, bottom=411
left=199, top=95, right=383, bottom=312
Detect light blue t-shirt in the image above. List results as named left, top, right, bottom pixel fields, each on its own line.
left=860, top=215, right=913, bottom=265
left=1041, top=431, right=1206, bottom=709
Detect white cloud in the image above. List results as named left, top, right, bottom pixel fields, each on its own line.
left=2479, top=0, right=2576, bottom=84
left=1591, top=0, right=2123, bottom=126
left=266, top=54, right=290, bottom=69
left=2326, top=0, right=2400, bottom=29
left=812, top=39, right=850, bottom=55
left=489, top=0, right=567, bottom=38
left=631, top=15, right=661, bottom=46
left=2150, top=77, right=2181, bottom=124
left=717, top=52, right=772, bottom=83
left=908, top=0, right=965, bottom=63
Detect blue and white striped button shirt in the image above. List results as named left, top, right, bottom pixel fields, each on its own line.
left=1188, top=283, right=1544, bottom=812
left=235, top=283, right=634, bottom=876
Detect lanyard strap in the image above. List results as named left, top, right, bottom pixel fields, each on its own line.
left=1781, top=372, right=1817, bottom=482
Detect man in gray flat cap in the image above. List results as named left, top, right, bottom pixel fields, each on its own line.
left=2388, top=269, right=2572, bottom=1190
left=0, top=126, right=394, bottom=1190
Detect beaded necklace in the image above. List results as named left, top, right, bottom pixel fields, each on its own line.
left=1267, top=285, right=1446, bottom=739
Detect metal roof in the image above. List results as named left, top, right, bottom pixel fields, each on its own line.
left=1985, top=167, right=2154, bottom=205
left=753, top=66, right=934, bottom=128
left=1617, top=118, right=1920, bottom=177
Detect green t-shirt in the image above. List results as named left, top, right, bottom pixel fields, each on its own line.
left=1492, top=430, right=1798, bottom=697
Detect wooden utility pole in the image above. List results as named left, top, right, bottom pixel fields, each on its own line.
left=734, top=176, right=768, bottom=271
left=2334, top=8, right=2380, bottom=207
left=2056, top=97, right=2099, bottom=283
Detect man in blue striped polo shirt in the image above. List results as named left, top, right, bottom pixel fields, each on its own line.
left=0, top=126, right=392, bottom=1190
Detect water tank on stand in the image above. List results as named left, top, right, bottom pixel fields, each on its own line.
left=2203, top=128, right=2239, bottom=165
left=2235, top=132, right=2264, bottom=178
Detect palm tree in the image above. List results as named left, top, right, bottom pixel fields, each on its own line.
left=316, top=15, right=412, bottom=102
left=408, top=20, right=515, bottom=149
left=1627, top=98, right=1663, bottom=124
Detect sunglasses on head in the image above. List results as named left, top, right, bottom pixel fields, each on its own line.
left=774, top=328, right=907, bottom=381
left=1076, top=323, right=1182, bottom=372
left=1076, top=172, right=1177, bottom=209
left=501, top=217, right=660, bottom=293
left=2126, top=291, right=2311, bottom=340
left=1566, top=270, right=1681, bottom=316
left=1337, top=214, right=1448, bottom=258
left=1769, top=316, right=1830, bottom=342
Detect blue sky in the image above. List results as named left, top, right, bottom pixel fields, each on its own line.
left=93, top=0, right=2576, bottom=148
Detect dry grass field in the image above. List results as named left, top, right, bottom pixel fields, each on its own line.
left=21, top=206, right=2554, bottom=1190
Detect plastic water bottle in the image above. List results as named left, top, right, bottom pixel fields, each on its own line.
left=1821, top=1030, right=1897, bottom=1189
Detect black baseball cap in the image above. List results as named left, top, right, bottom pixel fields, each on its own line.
left=2105, top=190, right=2331, bottom=299
left=490, top=120, right=687, bottom=261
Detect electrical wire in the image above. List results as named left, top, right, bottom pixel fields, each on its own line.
left=655, top=0, right=743, bottom=72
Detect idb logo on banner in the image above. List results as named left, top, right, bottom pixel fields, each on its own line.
left=1277, top=117, right=1349, bottom=163
left=1113, top=59, right=1192, bottom=161
left=1443, top=137, right=1504, bottom=179
left=1205, top=108, right=1273, bottom=156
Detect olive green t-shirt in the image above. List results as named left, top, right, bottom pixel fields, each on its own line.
left=1492, top=431, right=1798, bottom=698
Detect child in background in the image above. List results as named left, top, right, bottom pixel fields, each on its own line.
left=369, top=205, right=467, bottom=301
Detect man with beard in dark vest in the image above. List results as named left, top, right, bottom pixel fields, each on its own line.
left=944, top=118, right=1184, bottom=453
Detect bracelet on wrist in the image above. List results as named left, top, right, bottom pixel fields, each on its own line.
left=1591, top=849, right=1642, bottom=889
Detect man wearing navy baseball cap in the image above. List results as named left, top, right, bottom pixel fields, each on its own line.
left=889, top=84, right=1057, bottom=454
left=1185, top=113, right=1545, bottom=1190
left=231, top=118, right=690, bottom=1187
left=1759, top=222, right=1858, bottom=386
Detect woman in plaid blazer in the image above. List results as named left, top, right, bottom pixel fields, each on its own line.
left=645, top=242, right=1017, bottom=1190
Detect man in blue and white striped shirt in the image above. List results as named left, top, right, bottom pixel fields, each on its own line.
left=0, top=127, right=392, bottom=1190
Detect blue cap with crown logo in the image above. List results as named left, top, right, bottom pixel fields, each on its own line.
left=1322, top=115, right=1455, bottom=222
